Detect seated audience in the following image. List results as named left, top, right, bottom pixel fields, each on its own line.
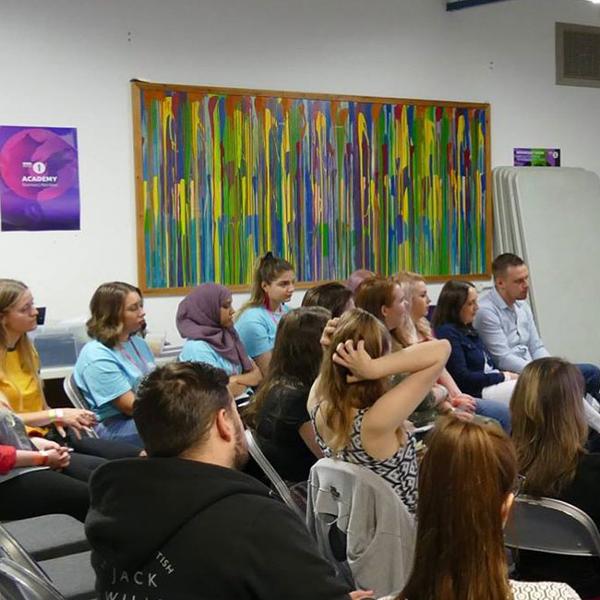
left=301, top=282, right=354, bottom=317
left=308, top=308, right=450, bottom=514
left=75, top=282, right=155, bottom=447
left=0, top=278, right=139, bottom=459
left=245, top=307, right=330, bottom=482
left=474, top=253, right=600, bottom=399
left=356, top=276, right=509, bottom=430
left=86, top=362, right=372, bottom=600
left=381, top=415, right=580, bottom=600
left=511, top=357, right=600, bottom=598
left=176, top=283, right=262, bottom=396
left=235, top=252, right=295, bottom=376
left=432, top=280, right=518, bottom=404
left=0, top=403, right=94, bottom=522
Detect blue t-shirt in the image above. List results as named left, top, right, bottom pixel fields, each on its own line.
left=179, top=340, right=242, bottom=376
left=234, top=305, right=289, bottom=358
left=74, top=336, right=155, bottom=421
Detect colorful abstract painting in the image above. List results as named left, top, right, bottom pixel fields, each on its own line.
left=132, top=83, right=491, bottom=294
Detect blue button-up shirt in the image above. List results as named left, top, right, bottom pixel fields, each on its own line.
left=473, top=287, right=550, bottom=373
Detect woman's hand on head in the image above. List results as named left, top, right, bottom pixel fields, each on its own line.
left=503, top=371, right=519, bottom=381
left=320, top=317, right=340, bottom=348
left=333, top=339, right=378, bottom=382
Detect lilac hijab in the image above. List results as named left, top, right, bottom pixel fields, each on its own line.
left=176, top=284, right=253, bottom=372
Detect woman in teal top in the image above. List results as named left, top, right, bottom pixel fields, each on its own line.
left=176, top=283, right=262, bottom=397
left=74, top=282, right=155, bottom=447
left=234, top=252, right=296, bottom=376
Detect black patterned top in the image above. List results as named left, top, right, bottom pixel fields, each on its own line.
left=312, top=405, right=418, bottom=514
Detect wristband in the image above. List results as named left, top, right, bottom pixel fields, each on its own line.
left=48, top=409, right=64, bottom=423
left=33, top=450, right=49, bottom=466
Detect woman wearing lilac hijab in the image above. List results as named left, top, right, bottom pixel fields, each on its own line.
left=177, top=284, right=262, bottom=396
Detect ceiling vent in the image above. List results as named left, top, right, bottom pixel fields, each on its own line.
left=556, top=22, right=600, bottom=88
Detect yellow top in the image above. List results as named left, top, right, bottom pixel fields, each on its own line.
left=0, top=347, right=47, bottom=435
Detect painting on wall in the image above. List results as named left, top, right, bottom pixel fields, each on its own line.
left=132, top=82, right=491, bottom=295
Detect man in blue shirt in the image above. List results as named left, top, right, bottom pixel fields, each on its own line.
left=474, top=253, right=600, bottom=399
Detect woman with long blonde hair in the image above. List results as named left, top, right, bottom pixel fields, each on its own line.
left=0, top=279, right=96, bottom=435
left=381, top=415, right=580, bottom=600
left=308, top=308, right=450, bottom=513
left=511, top=358, right=600, bottom=598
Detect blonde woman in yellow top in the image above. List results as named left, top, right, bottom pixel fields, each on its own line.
left=0, top=279, right=138, bottom=459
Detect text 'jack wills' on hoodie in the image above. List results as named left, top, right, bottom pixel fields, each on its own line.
left=85, top=457, right=351, bottom=600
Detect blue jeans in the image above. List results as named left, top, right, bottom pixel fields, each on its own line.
left=475, top=398, right=511, bottom=433
left=96, top=415, right=143, bottom=448
left=576, top=363, right=600, bottom=399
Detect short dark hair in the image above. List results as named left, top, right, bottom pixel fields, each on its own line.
left=301, top=282, right=353, bottom=318
left=431, top=280, right=475, bottom=330
left=134, top=362, right=231, bottom=457
left=492, top=253, right=524, bottom=279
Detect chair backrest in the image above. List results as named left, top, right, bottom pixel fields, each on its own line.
left=0, top=558, right=64, bottom=600
left=505, top=494, right=600, bottom=557
left=62, top=374, right=99, bottom=439
left=244, top=429, right=305, bottom=520
left=0, top=525, right=50, bottom=582
left=307, top=458, right=415, bottom=597
left=62, top=373, right=89, bottom=412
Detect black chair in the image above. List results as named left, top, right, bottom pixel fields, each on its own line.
left=505, top=494, right=600, bottom=557
left=244, top=429, right=305, bottom=521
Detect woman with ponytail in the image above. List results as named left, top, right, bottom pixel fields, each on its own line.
left=235, top=252, right=295, bottom=376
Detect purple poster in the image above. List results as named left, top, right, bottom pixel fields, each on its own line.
left=0, top=126, right=80, bottom=231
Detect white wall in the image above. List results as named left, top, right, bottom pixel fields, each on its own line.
left=1, top=0, right=599, bottom=348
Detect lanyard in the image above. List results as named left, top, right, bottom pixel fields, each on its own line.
left=119, top=338, right=151, bottom=375
left=266, top=306, right=285, bottom=326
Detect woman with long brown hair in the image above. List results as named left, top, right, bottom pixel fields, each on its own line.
left=245, top=306, right=330, bottom=482
left=308, top=308, right=450, bottom=514
left=432, top=279, right=518, bottom=405
left=511, top=357, right=600, bottom=598
left=235, top=252, right=295, bottom=376
left=394, top=273, right=511, bottom=431
left=382, top=415, right=580, bottom=600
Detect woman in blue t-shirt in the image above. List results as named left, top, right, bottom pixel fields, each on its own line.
left=234, top=252, right=296, bottom=376
left=74, top=282, right=155, bottom=447
left=176, top=283, right=262, bottom=397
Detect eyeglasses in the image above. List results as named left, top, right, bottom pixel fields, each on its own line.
left=512, top=474, right=526, bottom=498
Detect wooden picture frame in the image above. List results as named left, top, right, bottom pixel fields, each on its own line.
left=132, top=81, right=492, bottom=296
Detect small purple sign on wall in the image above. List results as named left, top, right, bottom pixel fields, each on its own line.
left=0, top=126, right=80, bottom=231
left=514, top=147, right=561, bottom=167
